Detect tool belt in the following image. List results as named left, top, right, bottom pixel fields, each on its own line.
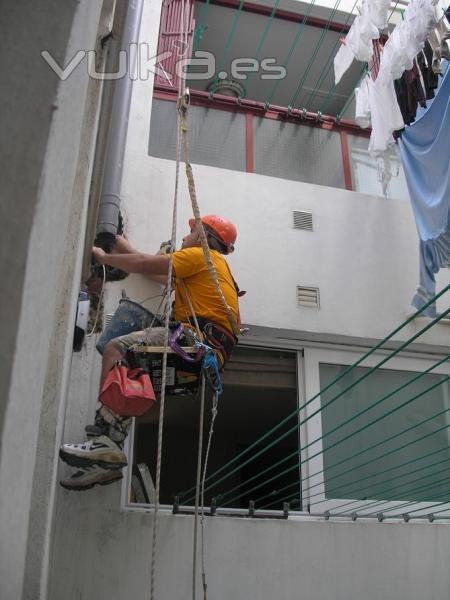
left=189, top=317, right=237, bottom=366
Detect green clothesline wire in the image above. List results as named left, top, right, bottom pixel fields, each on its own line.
left=330, top=467, right=450, bottom=517
left=177, top=282, right=450, bottom=501
left=261, top=453, right=450, bottom=510
left=192, top=0, right=212, bottom=56
left=181, top=304, right=450, bottom=504
left=386, top=498, right=450, bottom=519
left=259, top=422, right=450, bottom=510
left=361, top=483, right=450, bottom=518
left=264, top=0, right=317, bottom=106
left=254, top=419, right=450, bottom=507
left=288, top=419, right=450, bottom=506
left=221, top=373, right=450, bottom=507
left=274, top=466, right=450, bottom=514
left=302, top=0, right=358, bottom=111
left=214, top=0, right=246, bottom=83
left=288, top=0, right=343, bottom=109
left=242, top=0, right=280, bottom=97
left=217, top=352, right=450, bottom=505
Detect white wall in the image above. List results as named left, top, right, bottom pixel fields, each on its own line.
left=112, top=23, right=450, bottom=349
left=49, top=486, right=450, bottom=600
left=47, top=0, right=450, bottom=599
left=0, top=2, right=111, bottom=599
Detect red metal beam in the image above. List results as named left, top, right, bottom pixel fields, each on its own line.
left=245, top=112, right=254, bottom=172
left=339, top=130, right=354, bottom=190
left=154, top=84, right=370, bottom=136
left=195, top=0, right=352, bottom=34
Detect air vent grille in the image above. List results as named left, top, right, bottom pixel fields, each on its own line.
left=297, top=286, right=320, bottom=308
left=293, top=210, right=313, bottom=231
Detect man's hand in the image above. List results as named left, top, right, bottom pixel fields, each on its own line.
left=92, top=246, right=106, bottom=264
left=114, top=234, right=135, bottom=254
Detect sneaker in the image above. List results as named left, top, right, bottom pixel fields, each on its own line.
left=59, top=435, right=128, bottom=469
left=60, top=465, right=123, bottom=491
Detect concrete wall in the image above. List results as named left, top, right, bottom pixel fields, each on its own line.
left=49, top=490, right=450, bottom=600
left=0, top=1, right=113, bottom=599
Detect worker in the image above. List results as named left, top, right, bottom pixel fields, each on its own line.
left=59, top=214, right=240, bottom=490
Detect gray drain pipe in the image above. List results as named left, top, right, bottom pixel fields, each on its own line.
left=96, top=0, right=144, bottom=247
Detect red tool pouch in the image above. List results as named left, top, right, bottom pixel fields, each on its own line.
left=99, top=363, right=156, bottom=417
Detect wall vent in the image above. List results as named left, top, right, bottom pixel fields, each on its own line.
left=297, top=286, right=320, bottom=308
left=293, top=210, right=313, bottom=231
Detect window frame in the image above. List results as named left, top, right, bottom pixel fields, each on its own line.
left=121, top=339, right=450, bottom=519
left=302, top=346, right=450, bottom=517
left=121, top=339, right=306, bottom=514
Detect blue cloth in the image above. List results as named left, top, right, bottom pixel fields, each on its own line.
left=399, top=63, right=450, bottom=316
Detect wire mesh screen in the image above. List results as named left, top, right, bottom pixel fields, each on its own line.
left=148, top=99, right=246, bottom=171
left=253, top=118, right=345, bottom=188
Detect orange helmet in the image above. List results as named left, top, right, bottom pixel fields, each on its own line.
left=189, top=214, right=237, bottom=254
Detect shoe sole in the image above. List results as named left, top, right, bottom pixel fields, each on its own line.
left=59, top=472, right=123, bottom=491
left=59, top=448, right=127, bottom=470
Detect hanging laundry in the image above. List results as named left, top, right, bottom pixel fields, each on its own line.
left=354, top=75, right=371, bottom=128
left=428, top=13, right=450, bottom=71
left=394, top=59, right=427, bottom=125
left=376, top=0, right=440, bottom=87
left=354, top=73, right=404, bottom=156
left=334, top=42, right=356, bottom=85
left=398, top=65, right=450, bottom=316
left=334, top=0, right=388, bottom=84
left=416, top=41, right=440, bottom=99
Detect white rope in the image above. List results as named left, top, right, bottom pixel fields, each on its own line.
left=200, top=391, right=219, bottom=600
left=192, top=376, right=207, bottom=600
left=149, top=1, right=187, bottom=597
left=178, top=100, right=240, bottom=337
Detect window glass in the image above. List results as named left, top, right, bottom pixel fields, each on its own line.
left=319, top=363, right=450, bottom=504
left=348, top=134, right=410, bottom=200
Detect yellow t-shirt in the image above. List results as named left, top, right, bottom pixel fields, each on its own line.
left=171, top=247, right=239, bottom=335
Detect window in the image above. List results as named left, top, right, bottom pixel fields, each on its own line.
left=348, top=134, right=410, bottom=201
left=127, top=345, right=300, bottom=510
left=302, top=348, right=450, bottom=516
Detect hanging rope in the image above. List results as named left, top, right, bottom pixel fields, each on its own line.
left=200, top=390, right=219, bottom=600
left=149, top=0, right=188, bottom=596
left=178, top=91, right=240, bottom=337
left=192, top=377, right=207, bottom=600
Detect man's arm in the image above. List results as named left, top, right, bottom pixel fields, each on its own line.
left=93, top=246, right=170, bottom=277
